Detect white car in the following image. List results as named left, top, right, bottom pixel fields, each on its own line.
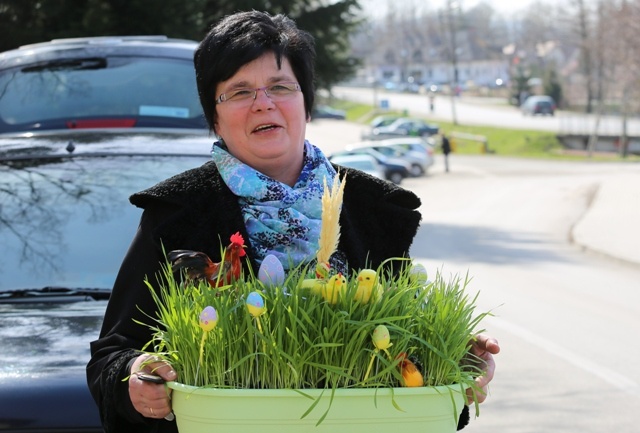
left=329, top=153, right=386, bottom=180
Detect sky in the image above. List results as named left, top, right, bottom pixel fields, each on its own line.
left=456, top=0, right=534, bottom=12
left=361, top=0, right=535, bottom=18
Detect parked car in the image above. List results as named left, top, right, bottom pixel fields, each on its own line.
left=369, top=115, right=400, bottom=129
left=328, top=153, right=386, bottom=180
left=520, top=95, right=556, bottom=116
left=311, top=105, right=346, bottom=120
left=0, top=35, right=207, bottom=135
left=329, top=147, right=411, bottom=184
left=0, top=35, right=214, bottom=432
left=347, top=137, right=435, bottom=177
left=364, top=117, right=439, bottom=140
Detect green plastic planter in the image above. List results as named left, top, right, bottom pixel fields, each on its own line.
left=167, top=382, right=465, bottom=433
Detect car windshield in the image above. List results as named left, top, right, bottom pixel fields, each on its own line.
left=0, top=56, right=205, bottom=133
left=334, top=158, right=375, bottom=170
left=0, top=153, right=207, bottom=292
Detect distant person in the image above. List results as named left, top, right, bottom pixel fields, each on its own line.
left=428, top=92, right=435, bottom=112
left=441, top=134, right=451, bottom=172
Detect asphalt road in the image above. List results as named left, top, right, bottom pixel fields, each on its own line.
left=306, top=119, right=640, bottom=433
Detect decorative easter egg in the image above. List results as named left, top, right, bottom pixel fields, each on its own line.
left=199, top=306, right=218, bottom=332
left=258, top=254, right=285, bottom=287
left=409, top=264, right=428, bottom=285
left=315, top=261, right=330, bottom=279
left=246, top=291, right=266, bottom=317
left=372, top=324, right=392, bottom=351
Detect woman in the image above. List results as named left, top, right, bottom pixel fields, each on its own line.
left=87, top=11, right=498, bottom=433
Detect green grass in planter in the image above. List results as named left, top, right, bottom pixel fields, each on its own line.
left=141, top=256, right=488, bottom=398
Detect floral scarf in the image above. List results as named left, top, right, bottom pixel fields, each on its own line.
left=210, top=140, right=337, bottom=270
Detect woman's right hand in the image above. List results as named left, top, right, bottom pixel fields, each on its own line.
left=129, top=354, right=177, bottom=419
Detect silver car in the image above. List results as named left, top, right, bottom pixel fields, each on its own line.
left=346, top=137, right=435, bottom=177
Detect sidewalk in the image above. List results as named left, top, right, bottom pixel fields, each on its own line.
left=571, top=173, right=640, bottom=266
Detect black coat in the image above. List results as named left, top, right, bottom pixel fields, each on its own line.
left=87, top=161, right=422, bottom=433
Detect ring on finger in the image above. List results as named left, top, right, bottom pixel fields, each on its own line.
left=149, top=407, right=155, bottom=417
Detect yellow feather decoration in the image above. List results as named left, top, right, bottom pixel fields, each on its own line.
left=316, top=173, right=346, bottom=268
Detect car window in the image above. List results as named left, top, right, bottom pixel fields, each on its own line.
left=0, top=57, right=204, bottom=133
left=372, top=146, right=398, bottom=156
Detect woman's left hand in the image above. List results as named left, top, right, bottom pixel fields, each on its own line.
left=466, top=333, right=500, bottom=404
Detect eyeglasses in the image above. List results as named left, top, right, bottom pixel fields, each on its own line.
left=215, top=82, right=301, bottom=105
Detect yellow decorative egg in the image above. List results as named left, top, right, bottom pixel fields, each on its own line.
left=372, top=324, right=392, bottom=350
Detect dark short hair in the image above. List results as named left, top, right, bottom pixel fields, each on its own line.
left=195, top=11, right=316, bottom=133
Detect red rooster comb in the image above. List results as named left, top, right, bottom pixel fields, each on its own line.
left=230, top=232, right=244, bottom=246
left=229, top=232, right=246, bottom=257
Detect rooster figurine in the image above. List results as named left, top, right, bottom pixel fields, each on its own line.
left=396, top=352, right=424, bottom=387
left=168, top=232, right=246, bottom=287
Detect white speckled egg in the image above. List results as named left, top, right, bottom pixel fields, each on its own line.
left=409, top=264, right=428, bottom=285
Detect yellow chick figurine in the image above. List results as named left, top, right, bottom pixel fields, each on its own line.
left=300, top=262, right=333, bottom=295
left=354, top=269, right=383, bottom=304
left=301, top=277, right=325, bottom=296
left=321, top=273, right=347, bottom=304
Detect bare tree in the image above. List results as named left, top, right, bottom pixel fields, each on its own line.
left=575, top=0, right=595, bottom=113
left=609, top=0, right=640, bottom=157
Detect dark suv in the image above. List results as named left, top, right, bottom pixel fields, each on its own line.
left=0, top=35, right=207, bottom=135
left=0, top=35, right=213, bottom=432
left=520, top=95, right=556, bottom=116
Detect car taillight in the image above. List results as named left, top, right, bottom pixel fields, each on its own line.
left=66, top=119, right=137, bottom=129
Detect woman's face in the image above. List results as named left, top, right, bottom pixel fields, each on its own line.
left=214, top=52, right=307, bottom=186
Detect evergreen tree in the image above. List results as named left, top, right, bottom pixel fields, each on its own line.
left=0, top=0, right=362, bottom=92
